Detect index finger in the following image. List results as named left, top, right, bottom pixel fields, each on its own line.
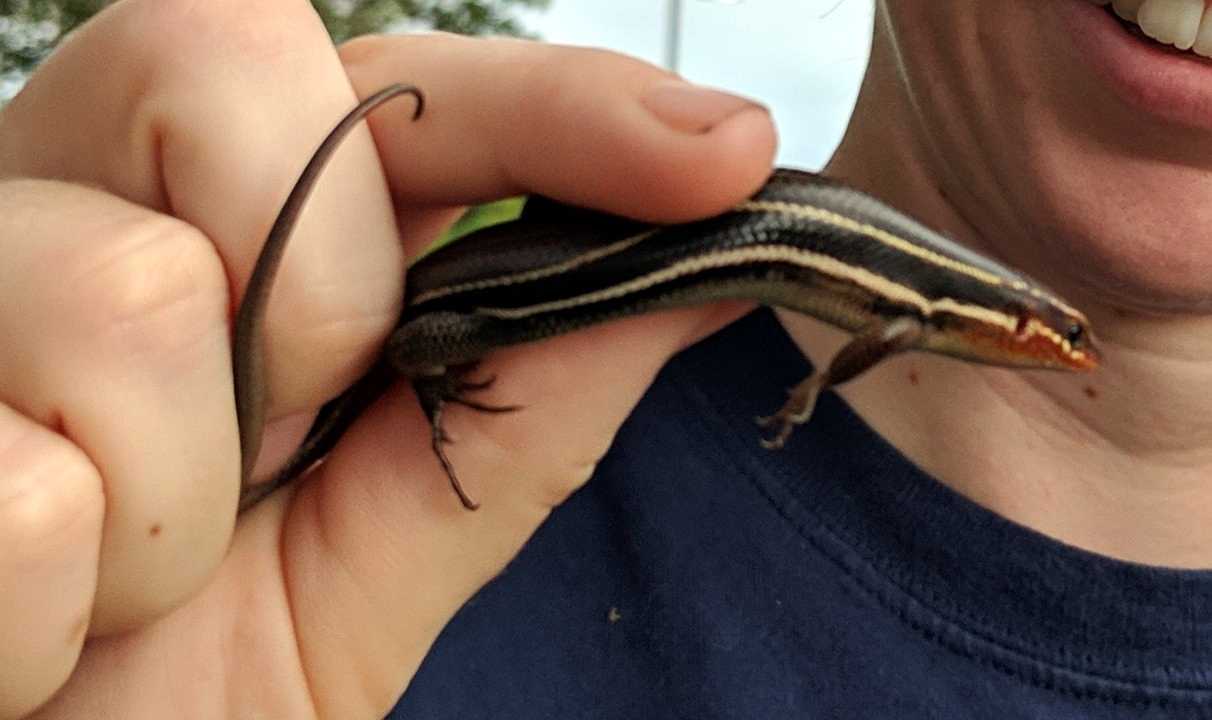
left=340, top=33, right=777, bottom=226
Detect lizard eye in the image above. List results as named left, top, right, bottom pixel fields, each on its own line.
left=1065, top=322, right=1086, bottom=348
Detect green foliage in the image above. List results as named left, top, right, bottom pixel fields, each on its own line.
left=437, top=196, right=525, bottom=249
left=0, top=0, right=548, bottom=75
left=1, top=0, right=109, bottom=73
left=314, top=0, right=548, bottom=44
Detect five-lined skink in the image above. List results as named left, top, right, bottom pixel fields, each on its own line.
left=234, top=85, right=1099, bottom=512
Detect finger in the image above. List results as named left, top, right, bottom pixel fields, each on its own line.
left=340, top=33, right=777, bottom=228
left=0, top=403, right=103, bottom=719
left=0, top=179, right=236, bottom=634
left=0, top=0, right=404, bottom=419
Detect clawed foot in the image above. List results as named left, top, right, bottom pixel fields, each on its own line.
left=429, top=404, right=480, bottom=511
left=755, top=408, right=796, bottom=450
left=417, top=364, right=525, bottom=511
left=755, top=377, right=822, bottom=450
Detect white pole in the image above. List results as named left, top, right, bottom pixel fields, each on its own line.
left=665, top=0, right=683, bottom=73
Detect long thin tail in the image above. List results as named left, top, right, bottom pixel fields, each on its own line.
left=238, top=358, right=398, bottom=512
left=234, top=84, right=424, bottom=486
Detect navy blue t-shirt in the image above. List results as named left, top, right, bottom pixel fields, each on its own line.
left=389, top=309, right=1212, bottom=719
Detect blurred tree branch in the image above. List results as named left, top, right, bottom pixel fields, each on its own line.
left=314, top=0, right=548, bottom=43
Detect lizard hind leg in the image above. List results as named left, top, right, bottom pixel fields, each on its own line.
left=413, top=363, right=523, bottom=510
left=756, top=316, right=924, bottom=450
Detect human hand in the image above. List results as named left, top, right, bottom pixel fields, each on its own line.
left=0, top=1, right=775, bottom=717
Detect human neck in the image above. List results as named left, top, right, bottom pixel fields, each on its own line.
left=785, top=24, right=1212, bottom=568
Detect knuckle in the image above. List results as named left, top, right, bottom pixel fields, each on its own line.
left=498, top=45, right=672, bottom=177
left=517, top=43, right=665, bottom=108
left=62, top=215, right=229, bottom=362
left=0, top=424, right=103, bottom=556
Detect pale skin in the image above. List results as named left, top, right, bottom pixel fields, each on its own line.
left=799, top=2, right=1212, bottom=568
left=0, top=0, right=1202, bottom=718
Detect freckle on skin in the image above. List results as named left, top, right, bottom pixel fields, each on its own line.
left=908, top=369, right=920, bottom=386
left=1084, top=386, right=1099, bottom=400
left=149, top=523, right=162, bottom=538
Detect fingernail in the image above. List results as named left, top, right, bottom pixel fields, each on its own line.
left=641, top=81, right=768, bottom=135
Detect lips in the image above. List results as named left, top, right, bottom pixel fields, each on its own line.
left=1064, top=1, right=1212, bottom=130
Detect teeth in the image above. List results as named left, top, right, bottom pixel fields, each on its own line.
left=1138, top=0, right=1203, bottom=50
left=1111, top=0, right=1146, bottom=23
left=1095, top=0, right=1212, bottom=58
left=1195, top=5, right=1212, bottom=55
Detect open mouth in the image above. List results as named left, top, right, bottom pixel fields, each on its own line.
left=1088, top=0, right=1212, bottom=59
left=1063, top=1, right=1212, bottom=130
